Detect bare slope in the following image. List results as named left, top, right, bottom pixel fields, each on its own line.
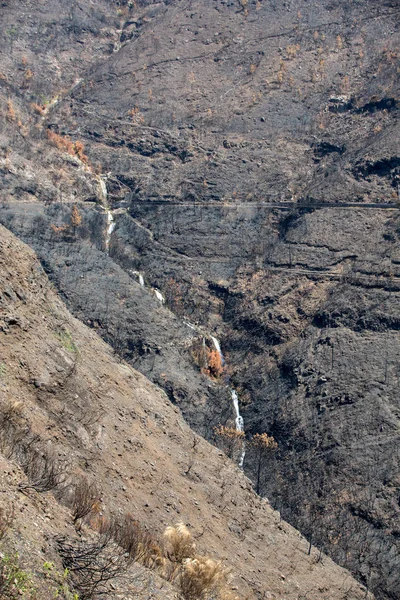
left=0, top=224, right=372, bottom=599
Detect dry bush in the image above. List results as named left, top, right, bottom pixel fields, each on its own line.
left=0, top=400, right=29, bottom=458
left=47, top=130, right=89, bottom=165
left=31, top=102, right=46, bottom=115
left=71, top=477, right=100, bottom=527
left=6, top=100, right=16, bottom=122
left=109, top=513, right=163, bottom=567
left=179, top=556, right=228, bottom=600
left=19, top=445, right=66, bottom=493
left=164, top=522, right=196, bottom=563
left=285, top=44, right=300, bottom=59
left=128, top=107, right=144, bottom=124
left=56, top=534, right=129, bottom=600
left=50, top=223, right=69, bottom=237
left=194, top=345, right=224, bottom=379
left=0, top=504, right=14, bottom=541
left=0, top=399, right=24, bottom=429
left=70, top=205, right=82, bottom=229
left=206, top=349, right=224, bottom=379
left=213, top=425, right=245, bottom=461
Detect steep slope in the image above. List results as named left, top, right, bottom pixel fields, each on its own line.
left=0, top=224, right=373, bottom=599
left=0, top=0, right=399, bottom=598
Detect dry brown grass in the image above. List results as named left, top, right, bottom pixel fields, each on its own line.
left=164, top=522, right=196, bottom=563
left=179, top=555, right=228, bottom=600
left=109, top=513, right=163, bottom=568
left=71, top=477, right=100, bottom=528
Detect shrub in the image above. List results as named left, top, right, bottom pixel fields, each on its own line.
left=207, top=349, right=224, bottom=379
left=6, top=100, right=16, bottom=122
left=0, top=553, right=36, bottom=600
left=164, top=522, right=195, bottom=563
left=179, top=555, right=228, bottom=600
left=47, top=130, right=89, bottom=165
left=213, top=425, right=245, bottom=462
left=0, top=504, right=14, bottom=541
left=71, top=477, right=100, bottom=528
left=56, top=534, right=129, bottom=600
left=19, top=445, right=66, bottom=493
left=109, top=513, right=162, bottom=567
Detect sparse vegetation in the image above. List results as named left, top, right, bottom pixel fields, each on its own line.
left=179, top=555, right=228, bottom=600
left=213, top=425, right=245, bottom=462
left=6, top=100, right=16, bottom=122
left=71, top=477, right=100, bottom=529
left=42, top=562, right=79, bottom=600
left=0, top=553, right=36, bottom=600
left=56, top=329, right=78, bottom=353
left=0, top=504, right=14, bottom=541
left=19, top=445, right=66, bottom=493
left=164, top=522, right=195, bottom=563
left=47, top=130, right=89, bottom=166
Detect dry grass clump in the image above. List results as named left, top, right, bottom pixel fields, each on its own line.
left=162, top=523, right=234, bottom=600
left=164, top=522, right=196, bottom=563
left=179, top=555, right=229, bottom=600
left=109, top=513, right=163, bottom=568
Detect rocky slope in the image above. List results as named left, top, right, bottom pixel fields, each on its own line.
left=0, top=224, right=373, bottom=599
left=0, top=0, right=399, bottom=597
